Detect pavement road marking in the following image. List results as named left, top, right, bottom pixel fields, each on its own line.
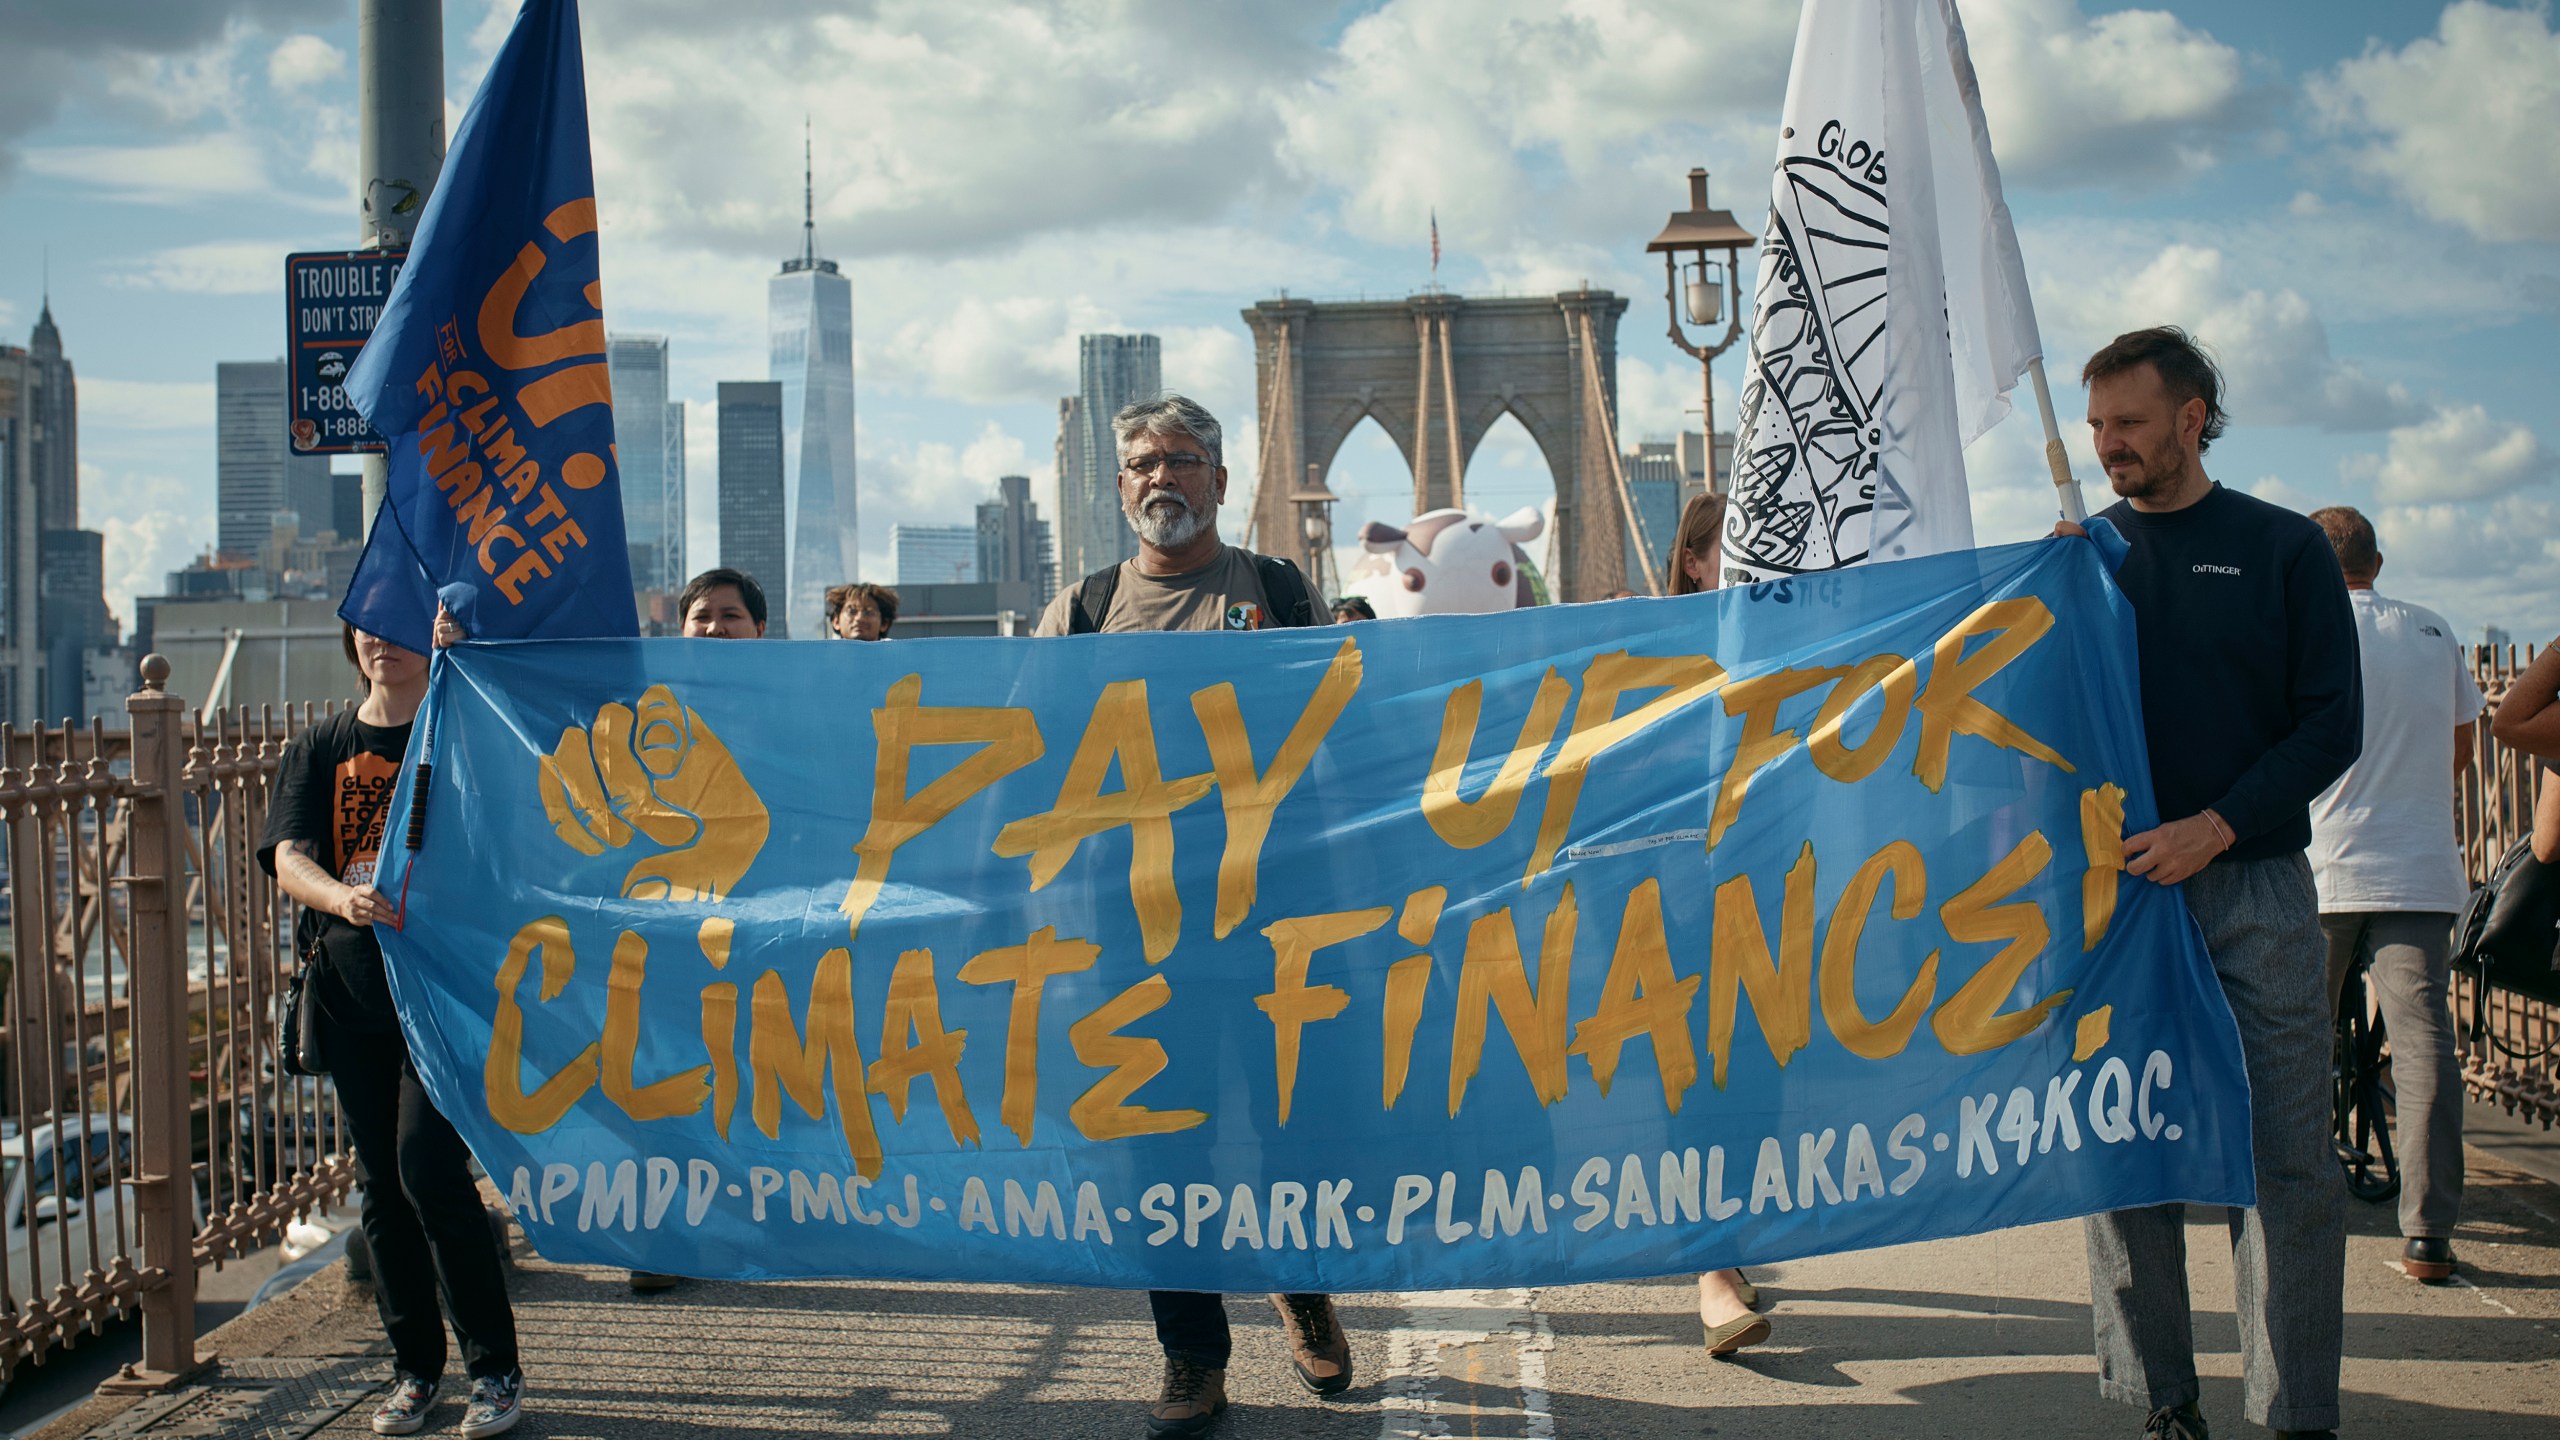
left=1379, top=1287, right=1557, bottom=1439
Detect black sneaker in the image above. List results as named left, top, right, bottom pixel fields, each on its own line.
left=370, top=1374, right=439, bottom=1436
left=459, top=1370, right=523, bottom=1439
left=2144, top=1402, right=2209, bottom=1440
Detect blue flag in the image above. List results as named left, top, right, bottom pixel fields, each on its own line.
left=340, top=0, right=635, bottom=653
left=371, top=539, right=2255, bottom=1288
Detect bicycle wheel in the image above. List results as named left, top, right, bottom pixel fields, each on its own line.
left=2332, top=964, right=2401, bottom=1203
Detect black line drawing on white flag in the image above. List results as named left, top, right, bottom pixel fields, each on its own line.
left=1727, top=131, right=1890, bottom=579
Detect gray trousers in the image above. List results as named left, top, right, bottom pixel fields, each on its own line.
left=2085, top=853, right=2345, bottom=1431
left=2322, top=910, right=2465, bottom=1240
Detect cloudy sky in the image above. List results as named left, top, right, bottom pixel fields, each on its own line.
left=4, top=0, right=2555, bottom=639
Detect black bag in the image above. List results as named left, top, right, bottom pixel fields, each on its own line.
left=2452, top=836, right=2560, bottom=1009
left=277, top=932, right=329, bottom=1078
left=276, top=783, right=394, bottom=1078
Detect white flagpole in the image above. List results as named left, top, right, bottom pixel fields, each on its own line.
left=2026, top=356, right=2089, bottom=524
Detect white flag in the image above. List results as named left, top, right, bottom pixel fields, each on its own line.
left=1725, top=0, right=2041, bottom=582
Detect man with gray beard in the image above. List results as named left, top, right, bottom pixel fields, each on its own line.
left=1037, top=393, right=1324, bottom=637
left=1034, top=394, right=1337, bottom=1437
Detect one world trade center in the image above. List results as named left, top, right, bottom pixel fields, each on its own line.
left=769, top=135, right=857, bottom=637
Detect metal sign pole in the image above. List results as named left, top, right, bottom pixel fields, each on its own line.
left=356, top=0, right=447, bottom=536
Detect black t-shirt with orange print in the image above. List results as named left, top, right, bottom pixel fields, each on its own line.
left=255, top=709, right=411, bottom=1033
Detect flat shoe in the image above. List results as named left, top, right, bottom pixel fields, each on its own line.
left=1733, top=1270, right=1760, bottom=1310
left=2402, top=1236, right=2456, bottom=1282
left=1702, top=1313, right=1770, bottom=1356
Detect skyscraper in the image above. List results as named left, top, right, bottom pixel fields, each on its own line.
left=217, top=360, right=330, bottom=557
left=717, top=381, right=787, bottom=628
left=40, top=528, right=112, bottom=718
left=1055, top=333, right=1159, bottom=585
left=770, top=133, right=857, bottom=639
left=23, top=299, right=74, bottom=531
left=1620, top=431, right=1734, bottom=589
left=977, top=473, right=1056, bottom=608
left=607, top=333, right=685, bottom=595
left=2, top=297, right=91, bottom=723
left=665, top=398, right=686, bottom=578
left=893, top=524, right=978, bottom=587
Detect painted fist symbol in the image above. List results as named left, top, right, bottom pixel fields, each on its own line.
left=537, top=685, right=769, bottom=903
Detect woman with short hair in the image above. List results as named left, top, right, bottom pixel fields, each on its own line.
left=257, top=625, right=527, bottom=1437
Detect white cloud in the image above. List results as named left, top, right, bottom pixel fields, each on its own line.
left=80, top=460, right=215, bottom=630
left=2245, top=473, right=2322, bottom=511
left=99, top=31, right=257, bottom=127
left=300, top=101, right=354, bottom=192
left=2312, top=0, right=2560, bottom=244
left=880, top=296, right=1109, bottom=406
left=1158, top=326, right=1253, bottom=411
left=21, top=133, right=274, bottom=203
left=857, top=423, right=1046, bottom=581
left=2375, top=491, right=2560, bottom=635
left=575, top=3, right=1315, bottom=264
left=104, top=241, right=300, bottom=296
left=2346, top=403, right=2554, bottom=504
left=76, top=379, right=217, bottom=433
left=0, top=2, right=340, bottom=179
left=1281, top=0, right=1794, bottom=237
left=1616, top=355, right=1707, bottom=443
left=266, top=34, right=344, bottom=92
left=2047, top=244, right=2419, bottom=432
left=1961, top=0, right=2260, bottom=187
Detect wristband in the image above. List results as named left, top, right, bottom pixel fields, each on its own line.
left=2200, top=809, right=2235, bottom=851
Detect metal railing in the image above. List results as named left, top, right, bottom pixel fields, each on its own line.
left=0, top=656, right=355, bottom=1391
left=2460, top=642, right=2559, bottom=1128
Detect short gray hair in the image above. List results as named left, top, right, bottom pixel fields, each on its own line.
left=1113, top=393, right=1222, bottom=470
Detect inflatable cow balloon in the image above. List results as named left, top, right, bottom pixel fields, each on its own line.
left=1342, top=507, right=1544, bottom=618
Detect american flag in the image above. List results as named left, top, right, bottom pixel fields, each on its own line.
left=1430, top=208, right=1440, bottom=274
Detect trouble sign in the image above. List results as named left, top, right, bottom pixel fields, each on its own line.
left=286, top=249, right=408, bottom=455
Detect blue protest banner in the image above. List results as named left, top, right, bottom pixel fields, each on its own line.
left=339, top=0, right=634, bottom=654
left=372, top=538, right=2253, bottom=1289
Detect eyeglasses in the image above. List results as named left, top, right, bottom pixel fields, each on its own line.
left=1122, top=453, right=1212, bottom=477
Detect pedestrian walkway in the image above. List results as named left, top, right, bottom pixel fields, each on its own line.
left=33, top=1149, right=2559, bottom=1439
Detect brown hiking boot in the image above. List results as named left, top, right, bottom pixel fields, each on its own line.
left=1146, top=1356, right=1227, bottom=1437
left=1269, top=1292, right=1353, bottom=1395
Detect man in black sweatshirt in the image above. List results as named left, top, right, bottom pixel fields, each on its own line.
left=2063, top=328, right=2361, bottom=1440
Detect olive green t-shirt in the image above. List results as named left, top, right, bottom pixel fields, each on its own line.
left=1034, top=547, right=1320, bottom=636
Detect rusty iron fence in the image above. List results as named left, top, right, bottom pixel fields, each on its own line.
left=2460, top=642, right=2559, bottom=1128
left=0, top=657, right=355, bottom=1391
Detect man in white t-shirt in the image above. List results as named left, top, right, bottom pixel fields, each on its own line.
left=2305, top=506, right=2481, bottom=1283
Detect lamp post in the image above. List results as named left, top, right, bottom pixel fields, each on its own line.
left=1645, top=168, right=1756, bottom=497
left=1290, top=463, right=1342, bottom=602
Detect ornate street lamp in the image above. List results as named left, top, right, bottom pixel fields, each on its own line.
left=1290, top=463, right=1342, bottom=601
left=1646, top=168, right=1756, bottom=497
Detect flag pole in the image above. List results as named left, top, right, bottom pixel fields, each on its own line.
left=2026, top=356, right=2088, bottom=524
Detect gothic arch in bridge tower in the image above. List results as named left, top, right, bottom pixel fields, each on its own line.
left=1242, top=290, right=1631, bottom=602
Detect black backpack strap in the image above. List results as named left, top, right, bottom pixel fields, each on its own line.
left=1254, top=553, right=1320, bottom=628
left=1068, top=564, right=1123, bottom=635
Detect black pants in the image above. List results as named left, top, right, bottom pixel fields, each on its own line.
left=1149, top=1290, right=1327, bottom=1367
left=323, top=1015, right=520, bottom=1381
